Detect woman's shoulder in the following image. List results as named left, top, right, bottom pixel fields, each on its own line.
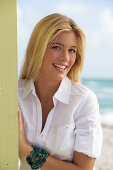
left=70, top=80, right=96, bottom=98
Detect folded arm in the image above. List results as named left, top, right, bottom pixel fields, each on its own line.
left=41, top=150, right=95, bottom=170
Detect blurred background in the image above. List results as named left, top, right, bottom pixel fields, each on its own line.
left=17, top=1, right=113, bottom=169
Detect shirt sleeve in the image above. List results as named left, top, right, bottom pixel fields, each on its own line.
left=74, top=91, right=103, bottom=158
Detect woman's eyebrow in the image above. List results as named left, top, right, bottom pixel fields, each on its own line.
left=51, top=42, right=77, bottom=48
left=72, top=46, right=77, bottom=48
left=51, top=42, right=64, bottom=46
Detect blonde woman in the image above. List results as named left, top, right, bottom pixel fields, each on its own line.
left=18, top=13, right=103, bottom=170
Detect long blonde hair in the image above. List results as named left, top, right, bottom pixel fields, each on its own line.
left=19, top=13, right=86, bottom=82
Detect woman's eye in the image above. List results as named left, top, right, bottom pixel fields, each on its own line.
left=52, top=46, right=60, bottom=50
left=69, top=49, right=76, bottom=53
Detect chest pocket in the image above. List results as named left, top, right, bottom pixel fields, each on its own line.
left=45, top=123, right=76, bottom=161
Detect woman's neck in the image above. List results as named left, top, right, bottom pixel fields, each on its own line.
left=34, top=76, right=61, bottom=103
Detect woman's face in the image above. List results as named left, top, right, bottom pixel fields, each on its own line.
left=40, top=31, right=78, bottom=81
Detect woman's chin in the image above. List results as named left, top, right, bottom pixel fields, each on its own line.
left=52, top=73, right=66, bottom=81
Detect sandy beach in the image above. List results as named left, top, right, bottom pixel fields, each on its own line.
left=95, top=125, right=113, bottom=170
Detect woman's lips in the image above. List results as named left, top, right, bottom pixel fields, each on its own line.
left=52, top=63, right=67, bottom=69
left=52, top=63, right=68, bottom=73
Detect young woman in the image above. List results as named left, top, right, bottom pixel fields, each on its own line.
left=18, top=13, right=103, bottom=170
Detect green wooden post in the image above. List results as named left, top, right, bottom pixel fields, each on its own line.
left=0, top=0, right=18, bottom=169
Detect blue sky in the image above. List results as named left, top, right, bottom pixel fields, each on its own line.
left=17, top=0, right=113, bottom=79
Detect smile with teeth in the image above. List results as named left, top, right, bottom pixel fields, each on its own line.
left=53, top=63, right=67, bottom=70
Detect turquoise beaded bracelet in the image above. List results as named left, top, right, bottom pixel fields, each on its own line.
left=26, top=145, right=49, bottom=169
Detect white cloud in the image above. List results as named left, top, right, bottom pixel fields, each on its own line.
left=17, top=3, right=42, bottom=32
left=86, top=7, right=113, bottom=50
left=55, top=1, right=89, bottom=16
left=100, top=8, right=113, bottom=36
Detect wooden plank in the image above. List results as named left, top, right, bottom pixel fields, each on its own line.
left=0, top=0, right=18, bottom=169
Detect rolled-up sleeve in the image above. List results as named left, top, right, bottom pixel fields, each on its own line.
left=74, top=91, right=103, bottom=158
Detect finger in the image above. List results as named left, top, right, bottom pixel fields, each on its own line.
left=18, top=106, right=21, bottom=112
left=18, top=108, right=21, bottom=120
left=18, top=108, right=22, bottom=126
left=19, top=109, right=22, bottom=122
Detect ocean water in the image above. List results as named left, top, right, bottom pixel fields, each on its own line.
left=82, top=78, right=113, bottom=126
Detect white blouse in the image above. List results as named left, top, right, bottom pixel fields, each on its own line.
left=18, top=76, right=103, bottom=170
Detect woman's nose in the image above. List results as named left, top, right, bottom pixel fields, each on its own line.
left=59, top=50, right=69, bottom=61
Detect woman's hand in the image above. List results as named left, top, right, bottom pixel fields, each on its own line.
left=18, top=107, right=33, bottom=156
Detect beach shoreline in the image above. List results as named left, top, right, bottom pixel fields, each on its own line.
left=95, top=125, right=113, bottom=170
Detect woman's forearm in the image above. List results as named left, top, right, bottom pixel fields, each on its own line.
left=42, top=156, right=81, bottom=170
left=20, top=143, right=33, bottom=157
left=21, top=144, right=80, bottom=170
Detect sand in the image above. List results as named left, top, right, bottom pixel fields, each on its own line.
left=95, top=125, right=113, bottom=170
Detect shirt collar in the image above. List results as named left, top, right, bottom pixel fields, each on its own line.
left=22, top=79, right=35, bottom=99
left=22, top=76, right=71, bottom=104
left=53, top=76, right=71, bottom=104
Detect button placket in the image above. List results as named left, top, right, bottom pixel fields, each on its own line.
left=41, top=107, right=56, bottom=139
left=34, top=96, right=42, bottom=143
